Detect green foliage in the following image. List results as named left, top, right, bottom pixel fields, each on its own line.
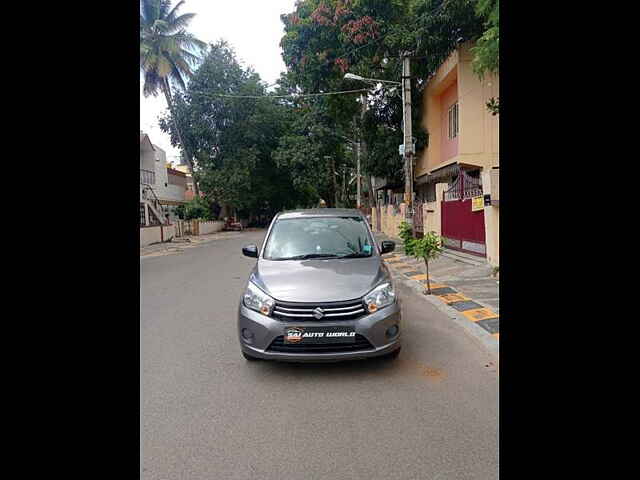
left=140, top=0, right=207, bottom=194
left=140, top=0, right=206, bottom=97
left=398, top=221, right=415, bottom=256
left=486, top=97, right=499, bottom=116
left=279, top=0, right=485, bottom=188
left=412, top=231, right=442, bottom=294
left=174, top=204, right=186, bottom=220
left=160, top=41, right=320, bottom=217
left=184, top=197, right=212, bottom=221
left=412, top=231, right=443, bottom=262
left=471, top=0, right=499, bottom=78
left=470, top=0, right=499, bottom=115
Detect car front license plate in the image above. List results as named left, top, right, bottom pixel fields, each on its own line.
left=283, top=326, right=356, bottom=344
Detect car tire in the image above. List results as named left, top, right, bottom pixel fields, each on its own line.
left=383, top=347, right=401, bottom=360
left=242, top=351, right=261, bottom=361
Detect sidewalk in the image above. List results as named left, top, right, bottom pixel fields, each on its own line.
left=374, top=231, right=500, bottom=347
left=140, top=231, right=245, bottom=257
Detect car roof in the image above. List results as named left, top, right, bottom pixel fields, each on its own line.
left=276, top=208, right=364, bottom=220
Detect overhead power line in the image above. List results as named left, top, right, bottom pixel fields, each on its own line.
left=202, top=88, right=369, bottom=99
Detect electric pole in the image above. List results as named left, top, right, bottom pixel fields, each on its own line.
left=402, top=55, right=414, bottom=221
left=357, top=93, right=365, bottom=208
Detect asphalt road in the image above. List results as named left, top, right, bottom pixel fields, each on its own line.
left=141, top=229, right=498, bottom=480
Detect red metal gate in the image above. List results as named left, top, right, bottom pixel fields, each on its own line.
left=441, top=171, right=486, bottom=256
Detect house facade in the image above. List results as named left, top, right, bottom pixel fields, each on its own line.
left=413, top=42, right=499, bottom=267
left=140, top=132, right=188, bottom=226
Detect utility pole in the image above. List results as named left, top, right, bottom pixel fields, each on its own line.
left=402, top=55, right=414, bottom=221
left=357, top=93, right=365, bottom=208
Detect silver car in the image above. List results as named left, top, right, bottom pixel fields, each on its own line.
left=238, top=209, right=401, bottom=362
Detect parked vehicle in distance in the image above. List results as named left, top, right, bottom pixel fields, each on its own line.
left=238, top=208, right=401, bottom=362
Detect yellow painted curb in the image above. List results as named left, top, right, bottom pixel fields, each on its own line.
left=384, top=257, right=404, bottom=263
left=461, top=308, right=499, bottom=322
left=437, top=293, right=470, bottom=304
left=424, top=283, right=447, bottom=290
left=409, top=273, right=429, bottom=281
left=393, top=263, right=414, bottom=270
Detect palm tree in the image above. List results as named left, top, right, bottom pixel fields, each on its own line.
left=140, top=0, right=206, bottom=195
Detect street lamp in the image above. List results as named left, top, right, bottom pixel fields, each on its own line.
left=344, top=72, right=401, bottom=85
left=344, top=66, right=413, bottom=219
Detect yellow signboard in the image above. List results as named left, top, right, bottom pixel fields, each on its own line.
left=471, top=196, right=484, bottom=212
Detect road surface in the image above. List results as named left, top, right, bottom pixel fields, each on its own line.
left=141, top=229, right=498, bottom=480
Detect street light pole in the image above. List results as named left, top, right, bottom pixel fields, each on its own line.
left=357, top=93, right=365, bottom=208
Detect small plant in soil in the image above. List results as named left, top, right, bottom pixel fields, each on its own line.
left=411, top=231, right=443, bottom=295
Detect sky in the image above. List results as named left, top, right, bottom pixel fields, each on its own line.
left=140, top=0, right=297, bottom=163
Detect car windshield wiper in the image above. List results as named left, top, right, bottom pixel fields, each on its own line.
left=273, top=253, right=341, bottom=260
left=337, top=252, right=372, bottom=258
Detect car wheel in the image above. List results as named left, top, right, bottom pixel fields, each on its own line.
left=383, top=347, right=401, bottom=360
left=242, top=351, right=261, bottom=361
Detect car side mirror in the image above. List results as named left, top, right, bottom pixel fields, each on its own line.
left=242, top=244, right=258, bottom=258
left=380, top=240, right=395, bottom=254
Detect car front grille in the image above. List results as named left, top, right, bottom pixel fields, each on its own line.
left=266, top=334, right=374, bottom=354
left=272, top=299, right=366, bottom=321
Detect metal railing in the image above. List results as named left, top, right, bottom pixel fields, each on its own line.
left=140, top=169, right=155, bottom=185
left=443, top=170, right=483, bottom=201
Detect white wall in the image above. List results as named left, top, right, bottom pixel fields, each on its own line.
left=198, top=221, right=225, bottom=235
left=140, top=224, right=175, bottom=247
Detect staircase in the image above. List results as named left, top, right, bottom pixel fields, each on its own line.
left=141, top=184, right=169, bottom=225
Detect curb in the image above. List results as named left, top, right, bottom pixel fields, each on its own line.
left=391, top=270, right=499, bottom=361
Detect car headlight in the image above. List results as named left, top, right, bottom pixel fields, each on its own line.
left=363, top=282, right=396, bottom=313
left=243, top=282, right=275, bottom=316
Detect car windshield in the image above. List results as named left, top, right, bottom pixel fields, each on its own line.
left=263, top=216, right=375, bottom=260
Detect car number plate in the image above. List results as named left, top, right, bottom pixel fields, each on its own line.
left=283, top=326, right=356, bottom=344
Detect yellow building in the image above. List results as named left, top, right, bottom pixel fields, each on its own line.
left=413, top=41, right=499, bottom=267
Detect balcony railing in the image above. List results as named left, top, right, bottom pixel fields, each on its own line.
left=140, top=169, right=155, bottom=185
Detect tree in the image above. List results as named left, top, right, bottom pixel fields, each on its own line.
left=279, top=1, right=485, bottom=199
left=140, top=0, right=206, bottom=194
left=411, top=231, right=443, bottom=295
left=160, top=41, right=315, bottom=217
left=470, top=0, right=499, bottom=114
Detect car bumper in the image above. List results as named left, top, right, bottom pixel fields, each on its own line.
left=237, top=299, right=402, bottom=362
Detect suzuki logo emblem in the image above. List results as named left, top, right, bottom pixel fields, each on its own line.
left=312, top=307, right=325, bottom=320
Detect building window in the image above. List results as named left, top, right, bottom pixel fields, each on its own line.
left=448, top=102, right=459, bottom=139
left=140, top=203, right=146, bottom=226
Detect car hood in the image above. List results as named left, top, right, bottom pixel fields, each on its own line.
left=250, top=257, right=389, bottom=303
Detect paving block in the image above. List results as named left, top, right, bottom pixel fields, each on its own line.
left=402, top=270, right=422, bottom=277
left=384, top=257, right=403, bottom=263
left=437, top=293, right=471, bottom=304
left=409, top=273, right=429, bottom=281
left=393, top=263, right=415, bottom=270
left=461, top=308, right=499, bottom=322
left=428, top=286, right=456, bottom=294
left=449, top=300, right=484, bottom=312
left=476, top=317, right=500, bottom=334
